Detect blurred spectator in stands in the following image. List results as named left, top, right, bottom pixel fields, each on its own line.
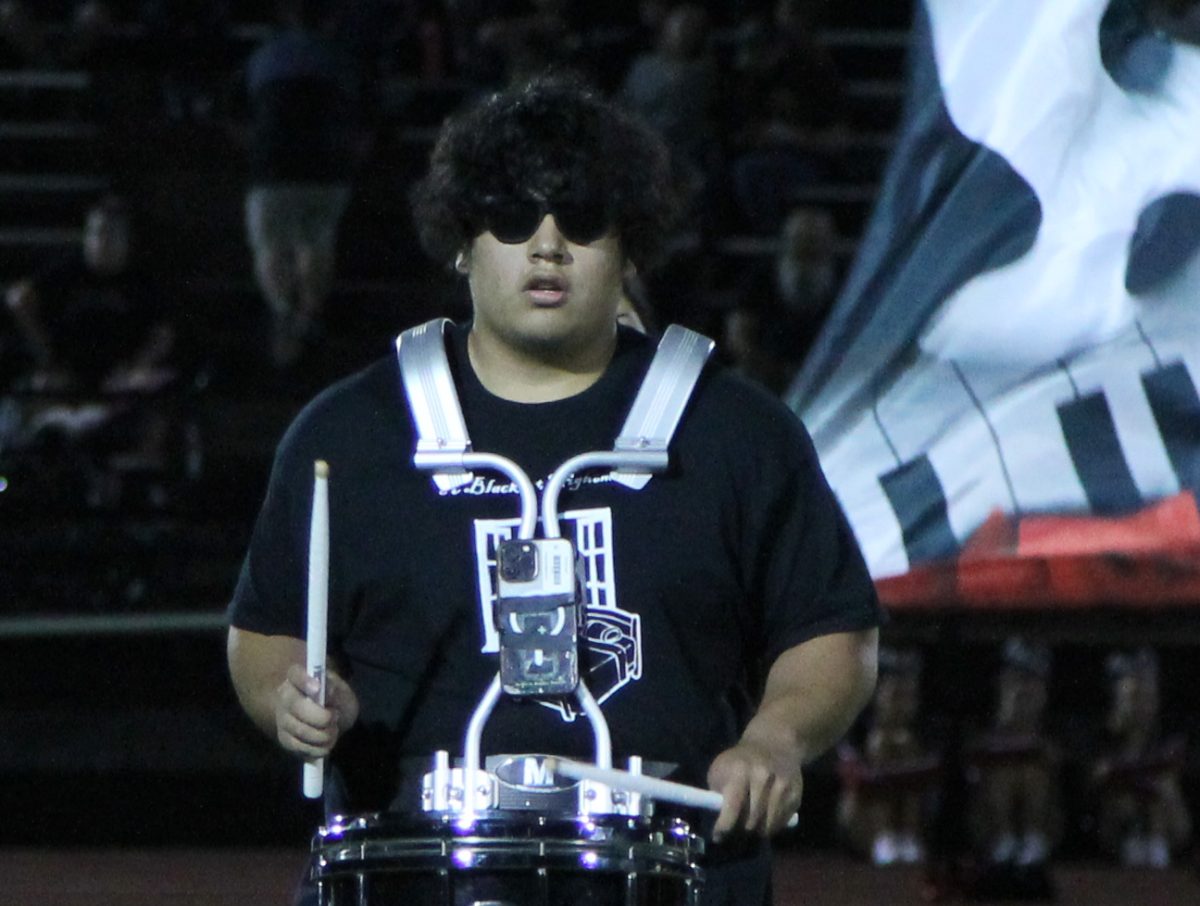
left=620, top=3, right=720, bottom=226
left=2, top=194, right=183, bottom=506
left=242, top=0, right=368, bottom=367
left=721, top=206, right=840, bottom=394
left=770, top=204, right=840, bottom=341
left=720, top=303, right=794, bottom=396
left=5, top=195, right=175, bottom=396
left=140, top=0, right=232, bottom=124
left=633, top=0, right=671, bottom=51
left=1091, top=648, right=1191, bottom=867
left=0, top=0, right=121, bottom=70
left=60, top=0, right=120, bottom=67
left=725, top=0, right=849, bottom=233
left=837, top=647, right=938, bottom=865
left=409, top=0, right=452, bottom=80
left=965, top=638, right=1061, bottom=896
left=437, top=0, right=503, bottom=81
left=473, top=0, right=580, bottom=85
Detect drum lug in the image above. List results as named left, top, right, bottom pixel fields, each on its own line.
left=421, top=755, right=499, bottom=816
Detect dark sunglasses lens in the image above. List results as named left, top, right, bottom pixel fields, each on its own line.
left=554, top=200, right=609, bottom=244
left=485, top=199, right=542, bottom=244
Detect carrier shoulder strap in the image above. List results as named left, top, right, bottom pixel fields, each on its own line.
left=610, top=324, right=714, bottom=489
left=395, top=318, right=473, bottom=491
left=395, top=320, right=714, bottom=491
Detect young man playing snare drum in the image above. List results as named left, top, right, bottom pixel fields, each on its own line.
left=227, top=73, right=881, bottom=905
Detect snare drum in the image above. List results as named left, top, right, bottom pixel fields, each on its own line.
left=312, top=810, right=704, bottom=906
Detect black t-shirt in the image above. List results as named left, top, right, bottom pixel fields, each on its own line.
left=229, top=322, right=882, bottom=810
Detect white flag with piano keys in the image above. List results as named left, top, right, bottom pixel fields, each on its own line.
left=787, top=0, right=1200, bottom=578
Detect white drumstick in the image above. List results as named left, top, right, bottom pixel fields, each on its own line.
left=550, top=758, right=723, bottom=809
left=304, top=460, right=330, bottom=799
left=549, top=758, right=799, bottom=828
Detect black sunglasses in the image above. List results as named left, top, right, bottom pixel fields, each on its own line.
left=476, top=194, right=611, bottom=246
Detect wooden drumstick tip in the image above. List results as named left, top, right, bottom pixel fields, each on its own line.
left=315, top=459, right=329, bottom=478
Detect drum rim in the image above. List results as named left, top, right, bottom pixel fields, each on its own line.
left=317, top=809, right=699, bottom=838
left=311, top=809, right=705, bottom=877
left=314, top=840, right=701, bottom=875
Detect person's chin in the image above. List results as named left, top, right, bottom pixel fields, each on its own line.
left=511, top=315, right=592, bottom=353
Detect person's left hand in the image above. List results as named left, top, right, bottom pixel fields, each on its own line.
left=707, top=739, right=804, bottom=841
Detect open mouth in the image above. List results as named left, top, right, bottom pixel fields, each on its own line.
left=524, top=273, right=568, bottom=306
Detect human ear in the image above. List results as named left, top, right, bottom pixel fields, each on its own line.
left=454, top=248, right=470, bottom=274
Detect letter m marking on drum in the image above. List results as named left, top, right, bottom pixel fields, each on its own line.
left=522, top=758, right=554, bottom=787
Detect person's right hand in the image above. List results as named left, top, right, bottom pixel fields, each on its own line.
left=273, top=664, right=359, bottom=759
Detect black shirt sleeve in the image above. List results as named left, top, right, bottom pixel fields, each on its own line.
left=720, top=374, right=884, bottom=664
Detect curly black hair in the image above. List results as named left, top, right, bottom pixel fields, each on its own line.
left=410, top=72, right=684, bottom=272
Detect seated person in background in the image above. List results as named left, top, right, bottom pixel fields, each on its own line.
left=1092, top=647, right=1191, bottom=868
left=722, top=206, right=841, bottom=394
left=6, top=194, right=175, bottom=396
left=725, top=0, right=850, bottom=233
left=621, top=3, right=720, bottom=219
left=3, top=194, right=179, bottom=499
left=837, top=646, right=939, bottom=866
left=966, top=637, right=1062, bottom=879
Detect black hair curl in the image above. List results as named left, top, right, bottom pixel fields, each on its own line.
left=410, top=72, right=683, bottom=272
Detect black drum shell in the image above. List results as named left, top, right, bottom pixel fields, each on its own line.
left=311, top=810, right=705, bottom=906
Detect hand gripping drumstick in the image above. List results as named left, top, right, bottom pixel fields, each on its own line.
left=548, top=758, right=799, bottom=829
left=304, top=460, right=330, bottom=799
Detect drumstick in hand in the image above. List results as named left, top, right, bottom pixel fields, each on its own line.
left=304, top=460, right=330, bottom=799
left=548, top=758, right=799, bottom=828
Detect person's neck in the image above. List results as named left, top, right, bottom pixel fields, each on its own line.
left=467, top=328, right=616, bottom=403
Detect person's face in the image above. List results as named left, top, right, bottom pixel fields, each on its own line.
left=1110, top=669, right=1159, bottom=732
left=996, top=668, right=1047, bottom=727
left=874, top=671, right=919, bottom=728
left=83, top=208, right=130, bottom=275
left=722, top=309, right=759, bottom=363
left=464, top=213, right=627, bottom=361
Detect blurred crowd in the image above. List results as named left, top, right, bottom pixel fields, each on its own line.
left=837, top=639, right=1193, bottom=891
left=0, top=0, right=859, bottom=513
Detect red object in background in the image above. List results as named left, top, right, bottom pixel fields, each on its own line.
left=1016, top=492, right=1200, bottom=558
left=836, top=745, right=943, bottom=792
left=877, top=493, right=1200, bottom=610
